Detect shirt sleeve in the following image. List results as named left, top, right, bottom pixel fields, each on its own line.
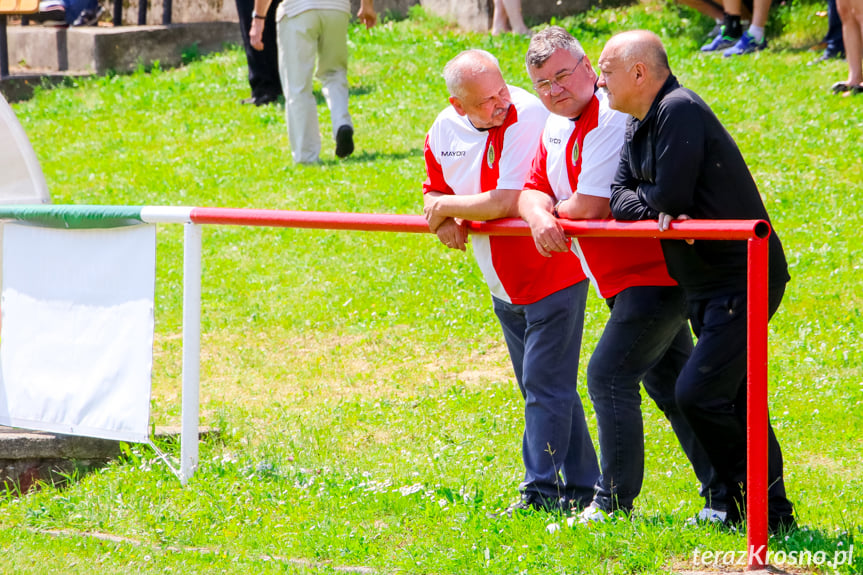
left=523, top=136, right=554, bottom=197
left=610, top=135, right=660, bottom=221
left=576, top=111, right=626, bottom=198
left=636, top=97, right=704, bottom=215
left=422, top=132, right=454, bottom=196
left=496, top=100, right=548, bottom=191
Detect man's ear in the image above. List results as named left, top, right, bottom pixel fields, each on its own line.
left=449, top=96, right=467, bottom=117
left=632, top=61, right=647, bottom=84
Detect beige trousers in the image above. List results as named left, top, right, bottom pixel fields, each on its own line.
left=275, top=8, right=351, bottom=163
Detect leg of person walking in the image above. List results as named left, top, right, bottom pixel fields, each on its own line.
left=316, top=9, right=354, bottom=157
left=237, top=0, right=282, bottom=104
left=278, top=9, right=322, bottom=164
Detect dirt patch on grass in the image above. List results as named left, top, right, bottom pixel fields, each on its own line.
left=150, top=328, right=514, bottom=418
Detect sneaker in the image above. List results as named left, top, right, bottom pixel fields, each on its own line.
left=335, top=125, right=354, bottom=159
left=491, top=492, right=569, bottom=518
left=808, top=49, right=845, bottom=65
left=706, top=22, right=722, bottom=38
left=28, top=0, right=66, bottom=24
left=768, top=513, right=798, bottom=535
left=71, top=5, right=104, bottom=26
left=701, top=27, right=739, bottom=52
left=241, top=93, right=279, bottom=106
left=567, top=502, right=610, bottom=526
left=687, top=506, right=728, bottom=525
left=723, top=32, right=767, bottom=57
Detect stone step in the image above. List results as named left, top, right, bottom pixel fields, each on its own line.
left=0, top=425, right=216, bottom=491
left=7, top=21, right=240, bottom=75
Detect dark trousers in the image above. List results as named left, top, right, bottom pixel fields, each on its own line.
left=235, top=0, right=282, bottom=99
left=825, top=0, right=845, bottom=55
left=587, top=285, right=724, bottom=512
left=493, top=280, right=599, bottom=505
left=676, top=284, right=793, bottom=523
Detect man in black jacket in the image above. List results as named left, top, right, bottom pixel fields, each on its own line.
left=597, top=29, right=795, bottom=533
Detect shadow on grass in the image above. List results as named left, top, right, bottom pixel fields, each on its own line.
left=318, top=147, right=423, bottom=165
left=312, top=85, right=375, bottom=105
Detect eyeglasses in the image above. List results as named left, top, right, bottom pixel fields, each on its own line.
left=532, top=55, right=585, bottom=96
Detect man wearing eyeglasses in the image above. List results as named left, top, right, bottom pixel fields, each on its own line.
left=518, top=26, right=726, bottom=524
left=423, top=49, right=600, bottom=514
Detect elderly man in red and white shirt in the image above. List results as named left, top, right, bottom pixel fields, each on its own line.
left=422, top=49, right=599, bottom=514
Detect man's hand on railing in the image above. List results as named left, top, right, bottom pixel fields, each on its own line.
left=434, top=218, right=468, bottom=252
left=659, top=212, right=695, bottom=244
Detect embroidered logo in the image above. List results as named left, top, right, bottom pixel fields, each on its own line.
left=487, top=143, right=495, bottom=169
left=571, top=141, right=579, bottom=166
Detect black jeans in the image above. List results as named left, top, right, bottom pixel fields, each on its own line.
left=235, top=0, right=282, bottom=99
left=676, top=283, right=793, bottom=523
left=587, top=285, right=724, bottom=512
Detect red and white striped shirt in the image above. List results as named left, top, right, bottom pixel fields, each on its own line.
left=423, top=86, right=587, bottom=305
left=524, top=91, right=676, bottom=299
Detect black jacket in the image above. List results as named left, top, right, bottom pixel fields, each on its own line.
left=609, top=75, right=789, bottom=298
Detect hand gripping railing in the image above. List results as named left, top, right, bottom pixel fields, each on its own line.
left=0, top=205, right=773, bottom=569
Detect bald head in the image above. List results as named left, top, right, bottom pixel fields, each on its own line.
left=443, top=49, right=503, bottom=100
left=442, top=49, right=512, bottom=130
left=597, top=30, right=672, bottom=119
left=605, top=30, right=671, bottom=76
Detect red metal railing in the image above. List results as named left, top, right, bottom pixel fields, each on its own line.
left=188, top=209, right=772, bottom=569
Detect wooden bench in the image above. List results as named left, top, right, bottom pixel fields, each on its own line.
left=1, top=0, right=39, bottom=78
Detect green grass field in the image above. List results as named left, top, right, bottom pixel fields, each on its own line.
left=1, top=2, right=861, bottom=573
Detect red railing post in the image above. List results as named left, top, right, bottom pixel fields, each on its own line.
left=746, top=235, right=770, bottom=569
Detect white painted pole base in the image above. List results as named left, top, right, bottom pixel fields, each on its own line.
left=180, top=223, right=202, bottom=485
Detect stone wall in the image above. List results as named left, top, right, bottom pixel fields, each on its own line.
left=111, top=0, right=237, bottom=25
left=419, top=0, right=598, bottom=32
left=116, top=0, right=601, bottom=30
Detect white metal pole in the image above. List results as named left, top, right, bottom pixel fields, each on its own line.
left=180, top=223, right=202, bottom=485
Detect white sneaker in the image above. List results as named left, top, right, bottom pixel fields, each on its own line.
left=569, top=502, right=609, bottom=526
left=687, top=506, right=727, bottom=525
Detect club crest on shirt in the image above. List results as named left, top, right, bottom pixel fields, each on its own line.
left=487, top=143, right=495, bottom=169
left=572, top=142, right=579, bottom=166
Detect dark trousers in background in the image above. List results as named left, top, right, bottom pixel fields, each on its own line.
left=235, top=0, right=282, bottom=100
left=825, top=0, right=845, bottom=56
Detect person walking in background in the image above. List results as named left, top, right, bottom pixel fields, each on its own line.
left=249, top=0, right=377, bottom=163
left=492, top=0, right=531, bottom=36
left=833, top=0, right=863, bottom=94
left=423, top=49, right=599, bottom=514
left=518, top=26, right=726, bottom=524
left=599, top=30, right=796, bottom=533
left=236, top=0, right=282, bottom=106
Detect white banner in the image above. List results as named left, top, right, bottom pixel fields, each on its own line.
left=0, top=223, right=156, bottom=442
